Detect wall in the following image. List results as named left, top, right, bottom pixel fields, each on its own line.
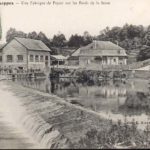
left=68, top=56, right=79, bottom=66
left=1, top=39, right=51, bottom=71
left=79, top=56, right=127, bottom=67
left=2, top=39, right=27, bottom=69
left=28, top=50, right=50, bottom=70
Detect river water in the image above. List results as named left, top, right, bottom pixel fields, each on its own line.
left=0, top=78, right=150, bottom=148
left=13, top=77, right=150, bottom=131
left=1, top=77, right=150, bottom=148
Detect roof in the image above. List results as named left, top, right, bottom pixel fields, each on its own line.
left=71, top=48, right=81, bottom=57
left=51, top=55, right=67, bottom=60
left=14, top=37, right=51, bottom=52
left=78, top=40, right=127, bottom=57
left=0, top=44, right=5, bottom=51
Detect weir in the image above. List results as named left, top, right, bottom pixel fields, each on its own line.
left=1, top=78, right=150, bottom=148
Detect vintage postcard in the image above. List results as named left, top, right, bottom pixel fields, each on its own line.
left=0, top=0, right=150, bottom=149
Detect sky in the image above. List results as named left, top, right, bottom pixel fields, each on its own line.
left=0, top=0, right=150, bottom=42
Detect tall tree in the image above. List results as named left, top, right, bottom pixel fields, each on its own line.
left=6, top=28, right=27, bottom=42
left=52, top=33, right=66, bottom=47
left=37, top=31, right=52, bottom=48
left=0, top=16, right=2, bottom=40
left=68, top=34, right=84, bottom=48
left=83, top=31, right=93, bottom=45
left=28, top=31, right=38, bottom=39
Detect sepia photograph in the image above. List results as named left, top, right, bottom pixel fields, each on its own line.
left=0, top=0, right=150, bottom=149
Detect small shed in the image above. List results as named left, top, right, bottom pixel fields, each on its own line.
left=67, top=48, right=80, bottom=66
left=50, top=55, right=67, bottom=65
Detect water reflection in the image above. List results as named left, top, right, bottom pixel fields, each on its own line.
left=13, top=78, right=150, bottom=130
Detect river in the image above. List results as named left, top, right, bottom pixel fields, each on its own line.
left=0, top=77, right=150, bottom=148
left=13, top=77, right=150, bottom=130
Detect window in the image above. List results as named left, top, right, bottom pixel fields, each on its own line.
left=45, top=56, right=48, bottom=61
left=35, top=55, right=39, bottom=62
left=117, top=50, right=120, bottom=54
left=30, top=55, right=34, bottom=62
left=7, top=55, right=13, bottom=62
left=40, top=55, right=44, bottom=62
left=119, top=57, right=123, bottom=60
left=94, top=56, right=102, bottom=61
left=0, top=56, right=2, bottom=62
left=17, top=55, right=23, bottom=62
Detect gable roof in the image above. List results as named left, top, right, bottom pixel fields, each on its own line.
left=79, top=40, right=127, bottom=57
left=71, top=48, right=81, bottom=57
left=0, top=43, right=5, bottom=52
left=14, top=37, right=51, bottom=52
left=81, top=40, right=124, bottom=50
left=51, top=55, right=67, bottom=60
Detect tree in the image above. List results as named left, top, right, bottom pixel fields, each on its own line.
left=68, top=34, right=84, bottom=48
left=6, top=28, right=27, bottom=42
left=83, top=31, right=93, bottom=45
left=137, top=46, right=150, bottom=61
left=51, top=33, right=66, bottom=47
left=27, top=31, right=38, bottom=39
left=37, top=32, right=52, bottom=48
left=0, top=16, right=2, bottom=40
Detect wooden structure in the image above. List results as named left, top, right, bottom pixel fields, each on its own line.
left=77, top=40, right=127, bottom=68
left=51, top=55, right=67, bottom=66
left=0, top=37, right=51, bottom=71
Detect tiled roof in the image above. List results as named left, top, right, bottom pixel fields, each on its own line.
left=78, top=41, right=127, bottom=56
left=0, top=43, right=5, bottom=50
left=15, top=37, right=51, bottom=51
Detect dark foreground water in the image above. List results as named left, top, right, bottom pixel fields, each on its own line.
left=13, top=77, right=150, bottom=131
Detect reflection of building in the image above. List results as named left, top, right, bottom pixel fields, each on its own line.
left=78, top=40, right=127, bottom=67
left=79, top=86, right=127, bottom=99
left=0, top=37, right=51, bottom=70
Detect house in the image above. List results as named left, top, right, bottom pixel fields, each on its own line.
left=50, top=55, right=67, bottom=66
left=67, top=48, right=80, bottom=66
left=0, top=37, right=51, bottom=71
left=78, top=40, right=127, bottom=67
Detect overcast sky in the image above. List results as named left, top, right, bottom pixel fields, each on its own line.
left=0, top=0, right=150, bottom=42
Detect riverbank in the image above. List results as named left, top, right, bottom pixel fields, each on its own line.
left=0, top=80, right=150, bottom=148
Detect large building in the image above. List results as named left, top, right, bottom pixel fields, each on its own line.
left=79, top=40, right=127, bottom=68
left=0, top=37, right=51, bottom=71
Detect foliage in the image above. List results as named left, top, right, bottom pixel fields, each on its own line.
left=6, top=28, right=27, bottom=42
left=72, top=121, right=148, bottom=149
left=5, top=24, right=150, bottom=61
left=137, top=46, right=150, bottom=61
left=51, top=33, right=67, bottom=47
left=97, top=24, right=145, bottom=50
left=0, top=17, right=2, bottom=40
left=68, top=34, right=84, bottom=48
